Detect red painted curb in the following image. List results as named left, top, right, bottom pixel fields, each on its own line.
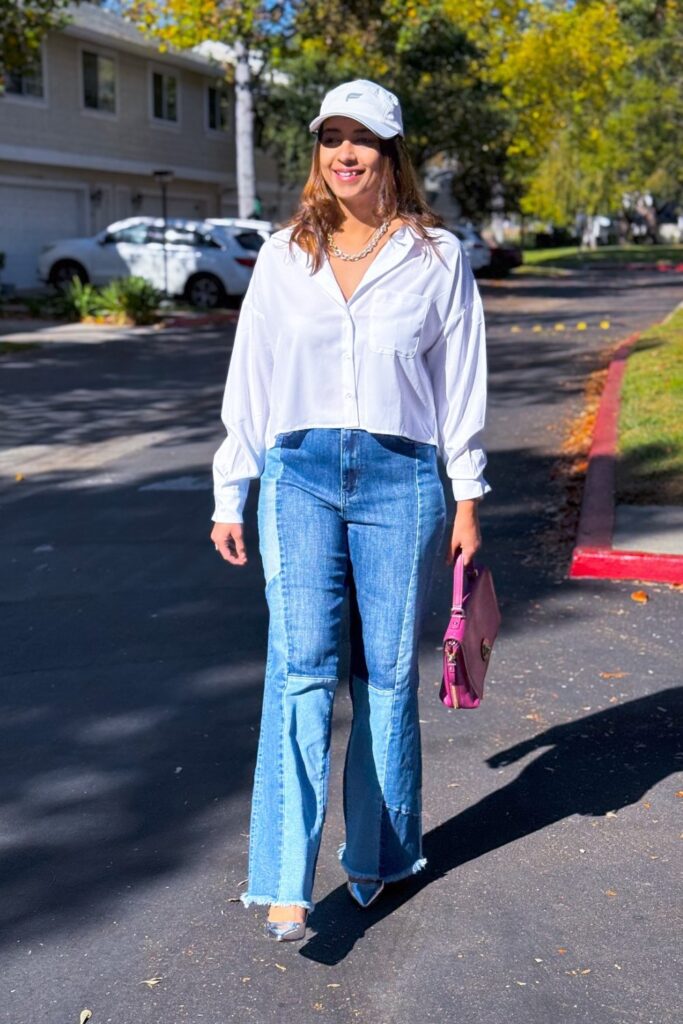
left=571, top=547, right=683, bottom=584
left=569, top=331, right=683, bottom=584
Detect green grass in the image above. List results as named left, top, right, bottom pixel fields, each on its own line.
left=617, top=307, right=683, bottom=505
left=520, top=244, right=683, bottom=269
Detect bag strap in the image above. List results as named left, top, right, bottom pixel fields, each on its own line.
left=451, top=553, right=465, bottom=613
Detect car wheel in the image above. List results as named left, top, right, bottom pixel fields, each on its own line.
left=49, top=260, right=88, bottom=291
left=185, top=273, right=227, bottom=310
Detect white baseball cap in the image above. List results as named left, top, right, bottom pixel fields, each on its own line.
left=309, top=79, right=404, bottom=139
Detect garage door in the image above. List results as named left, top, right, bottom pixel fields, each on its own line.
left=0, top=182, right=86, bottom=290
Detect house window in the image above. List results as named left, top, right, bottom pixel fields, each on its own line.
left=82, top=51, right=116, bottom=113
left=152, top=71, right=178, bottom=122
left=207, top=84, right=230, bottom=132
left=4, top=57, right=44, bottom=99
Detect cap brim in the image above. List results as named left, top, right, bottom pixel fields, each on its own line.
left=308, top=111, right=400, bottom=139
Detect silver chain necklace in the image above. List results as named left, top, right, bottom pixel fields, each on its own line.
left=326, top=219, right=390, bottom=262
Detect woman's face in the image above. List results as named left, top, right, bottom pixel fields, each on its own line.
left=318, top=116, right=383, bottom=207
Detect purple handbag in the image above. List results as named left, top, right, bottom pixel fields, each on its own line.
left=439, top=553, right=501, bottom=710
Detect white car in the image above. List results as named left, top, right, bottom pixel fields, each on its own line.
left=207, top=217, right=274, bottom=245
left=449, top=223, right=492, bottom=273
left=38, top=216, right=264, bottom=307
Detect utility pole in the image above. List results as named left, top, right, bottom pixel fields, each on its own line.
left=153, top=169, right=174, bottom=297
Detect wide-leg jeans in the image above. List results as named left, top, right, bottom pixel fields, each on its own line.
left=241, top=428, right=446, bottom=911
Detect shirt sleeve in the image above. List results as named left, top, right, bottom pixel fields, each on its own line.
left=425, top=259, right=491, bottom=502
left=212, top=266, right=273, bottom=523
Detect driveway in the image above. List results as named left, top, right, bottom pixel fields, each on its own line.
left=1, top=267, right=681, bottom=1024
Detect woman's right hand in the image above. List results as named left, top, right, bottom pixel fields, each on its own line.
left=211, top=522, right=247, bottom=566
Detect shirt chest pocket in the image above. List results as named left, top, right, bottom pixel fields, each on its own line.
left=366, top=289, right=431, bottom=358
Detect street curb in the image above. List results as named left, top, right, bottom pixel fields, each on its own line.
left=162, top=311, right=239, bottom=328
left=569, top=331, right=683, bottom=585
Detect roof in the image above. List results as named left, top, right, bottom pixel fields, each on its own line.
left=62, top=2, right=224, bottom=77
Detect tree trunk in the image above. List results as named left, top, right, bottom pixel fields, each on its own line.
left=234, top=39, right=255, bottom=219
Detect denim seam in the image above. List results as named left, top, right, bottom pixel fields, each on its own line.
left=273, top=470, right=289, bottom=903
left=377, top=449, right=422, bottom=871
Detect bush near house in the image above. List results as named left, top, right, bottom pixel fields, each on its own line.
left=57, top=276, right=162, bottom=326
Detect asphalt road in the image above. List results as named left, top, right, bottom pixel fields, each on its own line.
left=1, top=267, right=682, bottom=1024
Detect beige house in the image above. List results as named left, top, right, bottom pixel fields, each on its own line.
left=0, top=3, right=291, bottom=291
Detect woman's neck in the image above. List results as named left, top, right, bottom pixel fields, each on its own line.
left=334, top=200, right=385, bottom=242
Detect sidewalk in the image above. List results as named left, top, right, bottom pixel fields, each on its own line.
left=0, top=309, right=238, bottom=345
left=570, top=310, right=683, bottom=584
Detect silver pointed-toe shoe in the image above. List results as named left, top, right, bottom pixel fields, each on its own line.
left=347, top=877, right=385, bottom=908
left=265, top=913, right=308, bottom=942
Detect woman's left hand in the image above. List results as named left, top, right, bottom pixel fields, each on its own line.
left=446, top=499, right=482, bottom=567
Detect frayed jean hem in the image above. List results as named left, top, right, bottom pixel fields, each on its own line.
left=337, top=841, right=428, bottom=884
left=239, top=892, right=315, bottom=912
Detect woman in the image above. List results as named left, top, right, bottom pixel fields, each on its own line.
left=211, top=79, right=489, bottom=942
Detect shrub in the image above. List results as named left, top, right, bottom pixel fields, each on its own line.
left=56, top=277, right=100, bottom=321
left=97, top=276, right=161, bottom=325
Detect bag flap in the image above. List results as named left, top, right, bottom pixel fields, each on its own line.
left=460, top=567, right=501, bottom=696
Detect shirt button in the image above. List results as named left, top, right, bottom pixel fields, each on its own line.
left=345, top=392, right=353, bottom=399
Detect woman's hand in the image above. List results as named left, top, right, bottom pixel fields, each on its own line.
left=211, top=522, right=247, bottom=566
left=445, top=499, right=482, bottom=568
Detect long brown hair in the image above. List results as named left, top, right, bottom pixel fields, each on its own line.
left=289, top=134, right=444, bottom=271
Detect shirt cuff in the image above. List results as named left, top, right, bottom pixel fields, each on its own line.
left=212, top=480, right=250, bottom=523
left=451, top=477, right=492, bottom=502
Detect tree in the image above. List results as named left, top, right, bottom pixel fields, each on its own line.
left=0, top=0, right=76, bottom=90
left=124, top=1, right=290, bottom=217
left=258, top=0, right=516, bottom=221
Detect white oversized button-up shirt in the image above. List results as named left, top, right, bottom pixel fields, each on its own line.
left=212, top=223, right=490, bottom=522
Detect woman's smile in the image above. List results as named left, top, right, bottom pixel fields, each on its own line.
left=332, top=167, right=365, bottom=182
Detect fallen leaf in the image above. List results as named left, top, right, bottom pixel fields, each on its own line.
left=275, top=963, right=287, bottom=971
left=580, top=968, right=592, bottom=975
left=630, top=590, right=649, bottom=604
left=15, top=473, right=24, bottom=482
left=515, top=980, right=527, bottom=986
left=605, top=810, right=617, bottom=818
left=242, top=977, right=251, bottom=982
left=675, top=790, right=683, bottom=798
left=141, top=977, right=162, bottom=988
left=606, top=889, right=618, bottom=897
left=327, top=983, right=341, bottom=988
left=80, top=1013, right=92, bottom=1024
left=557, top=948, right=568, bottom=955
left=599, top=671, right=627, bottom=679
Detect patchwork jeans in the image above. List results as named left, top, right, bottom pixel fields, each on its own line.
left=241, top=428, right=446, bottom=911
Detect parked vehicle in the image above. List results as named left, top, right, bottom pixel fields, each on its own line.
left=207, top=217, right=274, bottom=245
left=38, top=217, right=264, bottom=308
left=480, top=241, right=523, bottom=277
left=448, top=223, right=492, bottom=273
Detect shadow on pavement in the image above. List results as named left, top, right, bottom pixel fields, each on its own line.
left=302, top=687, right=682, bottom=964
